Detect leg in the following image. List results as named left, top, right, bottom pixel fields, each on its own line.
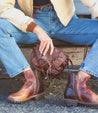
left=0, top=7, right=52, bottom=103
left=52, top=14, right=98, bottom=77
left=52, top=14, right=98, bottom=46
left=51, top=13, right=98, bottom=107
left=0, top=19, right=31, bottom=77
left=0, top=19, right=44, bottom=103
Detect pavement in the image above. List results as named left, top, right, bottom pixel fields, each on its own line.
left=0, top=67, right=98, bottom=113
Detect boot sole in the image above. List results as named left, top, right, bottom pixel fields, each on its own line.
left=7, top=92, right=45, bottom=104
left=64, top=98, right=98, bottom=108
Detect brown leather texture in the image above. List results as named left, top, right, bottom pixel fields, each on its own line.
left=8, top=69, right=44, bottom=103
left=77, top=74, right=98, bottom=103
left=64, top=73, right=76, bottom=100
left=30, top=43, right=69, bottom=76
left=64, top=73, right=98, bottom=106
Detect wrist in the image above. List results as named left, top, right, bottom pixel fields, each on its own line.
left=33, top=25, right=40, bottom=33
left=26, top=22, right=38, bottom=33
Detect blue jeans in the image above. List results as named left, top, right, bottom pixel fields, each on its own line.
left=0, top=5, right=98, bottom=77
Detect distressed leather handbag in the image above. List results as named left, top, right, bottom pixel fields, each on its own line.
left=30, top=43, right=70, bottom=76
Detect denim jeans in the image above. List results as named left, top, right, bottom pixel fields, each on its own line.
left=0, top=5, right=98, bottom=77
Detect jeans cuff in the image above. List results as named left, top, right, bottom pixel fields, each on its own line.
left=79, top=67, right=98, bottom=77
left=9, top=65, right=30, bottom=78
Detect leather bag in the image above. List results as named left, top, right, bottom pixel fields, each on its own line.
left=30, top=43, right=70, bottom=76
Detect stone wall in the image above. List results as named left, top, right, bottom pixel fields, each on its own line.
left=20, top=46, right=91, bottom=66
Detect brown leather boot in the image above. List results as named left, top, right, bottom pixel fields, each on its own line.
left=7, top=69, right=44, bottom=103
left=64, top=71, right=98, bottom=108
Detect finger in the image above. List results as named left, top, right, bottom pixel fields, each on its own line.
left=50, top=43, right=54, bottom=55
left=39, top=41, right=47, bottom=54
left=39, top=42, right=44, bottom=54
left=43, top=42, right=50, bottom=56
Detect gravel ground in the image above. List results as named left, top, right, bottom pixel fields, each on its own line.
left=0, top=73, right=98, bottom=113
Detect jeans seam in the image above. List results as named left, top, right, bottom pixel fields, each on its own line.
left=9, top=65, right=30, bottom=78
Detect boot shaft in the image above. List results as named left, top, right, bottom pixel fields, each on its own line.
left=64, top=73, right=76, bottom=99
left=22, top=69, right=44, bottom=94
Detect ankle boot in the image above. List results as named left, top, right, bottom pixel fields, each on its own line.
left=7, top=69, right=44, bottom=103
left=64, top=73, right=98, bottom=107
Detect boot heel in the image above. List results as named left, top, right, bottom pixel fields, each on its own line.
left=64, top=99, right=78, bottom=107
left=35, top=93, right=45, bottom=100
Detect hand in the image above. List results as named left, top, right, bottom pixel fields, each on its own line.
left=33, top=25, right=54, bottom=55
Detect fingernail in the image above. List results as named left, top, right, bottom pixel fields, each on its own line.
left=40, top=51, right=42, bottom=54
left=43, top=53, right=45, bottom=56
left=50, top=52, right=52, bottom=55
